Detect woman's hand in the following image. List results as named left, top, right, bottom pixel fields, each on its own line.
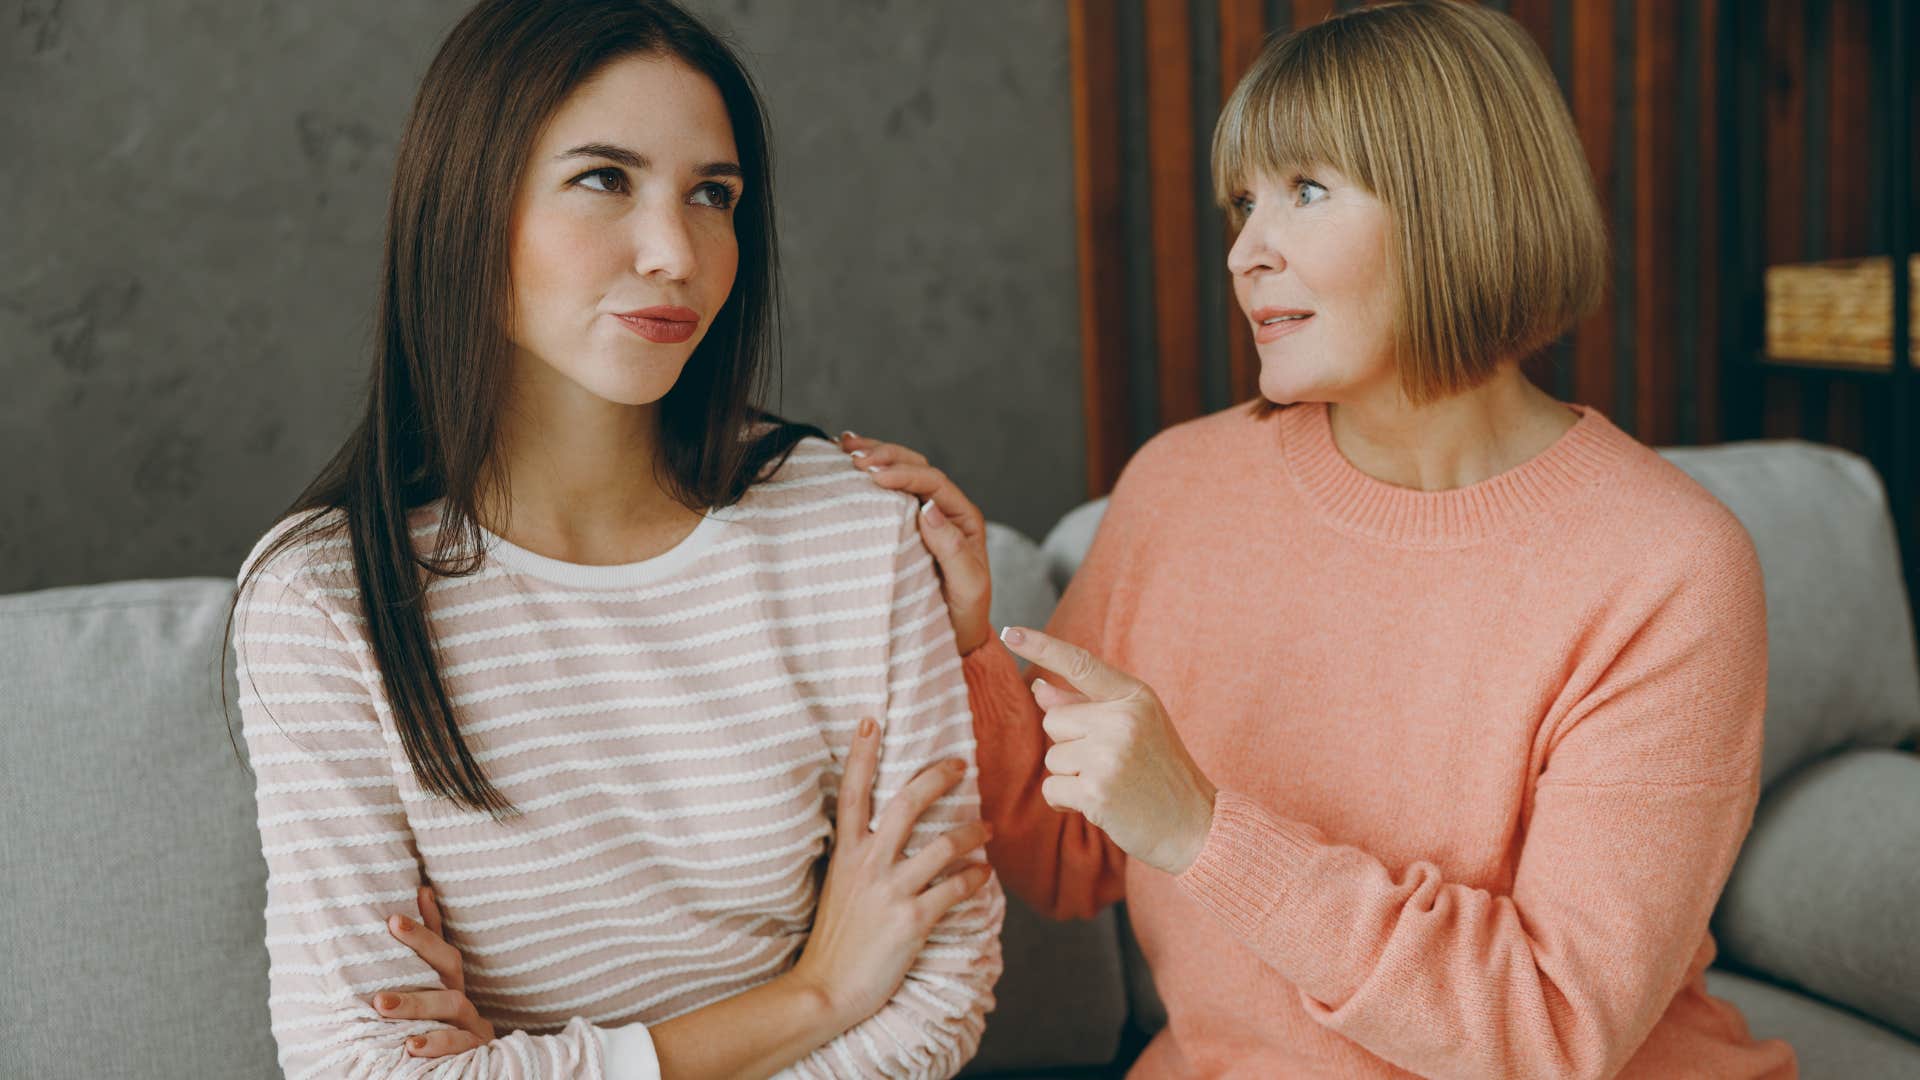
left=837, top=431, right=992, bottom=655
left=373, top=885, right=497, bottom=1058
left=788, top=714, right=997, bottom=1028
left=999, top=627, right=1219, bottom=876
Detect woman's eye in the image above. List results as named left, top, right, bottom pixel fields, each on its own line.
left=1229, top=193, right=1254, bottom=215
left=691, top=181, right=737, bottom=210
left=575, top=167, right=627, bottom=194
left=1294, top=178, right=1327, bottom=206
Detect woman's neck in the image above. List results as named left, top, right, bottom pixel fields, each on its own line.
left=480, top=379, right=706, bottom=567
left=1325, top=366, right=1580, bottom=493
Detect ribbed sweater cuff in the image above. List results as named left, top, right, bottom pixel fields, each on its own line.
left=960, top=639, right=1031, bottom=729
left=1175, top=789, right=1324, bottom=945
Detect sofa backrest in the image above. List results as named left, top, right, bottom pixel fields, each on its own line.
left=0, top=579, right=279, bottom=1079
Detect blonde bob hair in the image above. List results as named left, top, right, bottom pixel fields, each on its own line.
left=1213, top=0, right=1606, bottom=406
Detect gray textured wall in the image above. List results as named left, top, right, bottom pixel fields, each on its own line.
left=0, top=0, right=1082, bottom=593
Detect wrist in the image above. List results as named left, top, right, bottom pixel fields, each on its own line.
left=774, top=969, right=848, bottom=1042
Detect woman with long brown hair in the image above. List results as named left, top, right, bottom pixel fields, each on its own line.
left=228, top=1, right=1001, bottom=1076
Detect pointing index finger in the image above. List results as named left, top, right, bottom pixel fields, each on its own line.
left=998, top=627, right=1138, bottom=701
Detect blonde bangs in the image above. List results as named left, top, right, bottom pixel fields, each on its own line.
left=1211, top=33, right=1372, bottom=220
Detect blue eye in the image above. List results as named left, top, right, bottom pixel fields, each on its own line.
left=691, top=181, right=738, bottom=210
left=1294, top=178, right=1327, bottom=206
left=575, top=167, right=628, bottom=194
left=1229, top=192, right=1254, bottom=216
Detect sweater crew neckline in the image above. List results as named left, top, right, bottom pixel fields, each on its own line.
left=477, top=507, right=735, bottom=589
left=1276, top=399, right=1629, bottom=548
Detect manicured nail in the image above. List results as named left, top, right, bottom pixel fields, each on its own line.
left=864, top=466, right=883, bottom=474
left=850, top=449, right=868, bottom=459
left=390, top=914, right=412, bottom=933
left=921, top=500, right=947, bottom=527
left=858, top=716, right=874, bottom=737
left=375, top=993, right=398, bottom=1011
left=839, top=430, right=858, bottom=441
left=1001, top=627, right=1025, bottom=646
left=1030, top=678, right=1045, bottom=694
left=408, top=1036, right=427, bottom=1051
left=948, top=758, right=967, bottom=773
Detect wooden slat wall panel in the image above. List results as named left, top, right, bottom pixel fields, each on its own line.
left=1068, top=0, right=1131, bottom=496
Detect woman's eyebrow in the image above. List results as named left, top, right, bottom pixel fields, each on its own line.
left=554, top=142, right=742, bottom=179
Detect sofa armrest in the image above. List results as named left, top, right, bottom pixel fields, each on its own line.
left=1711, top=748, right=1920, bottom=1040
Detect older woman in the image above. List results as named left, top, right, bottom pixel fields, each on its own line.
left=845, top=2, right=1799, bottom=1077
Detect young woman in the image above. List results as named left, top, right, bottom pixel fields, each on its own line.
left=849, top=2, right=1800, bottom=1078
left=228, top=2, right=1002, bottom=1077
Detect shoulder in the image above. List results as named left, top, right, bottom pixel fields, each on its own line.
left=237, top=507, right=354, bottom=590
left=1589, top=426, right=1763, bottom=594
left=731, top=435, right=920, bottom=540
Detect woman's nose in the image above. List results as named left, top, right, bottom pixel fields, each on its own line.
left=632, top=205, right=699, bottom=282
left=1226, top=212, right=1281, bottom=278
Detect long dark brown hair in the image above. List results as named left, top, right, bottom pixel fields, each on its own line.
left=224, top=0, right=820, bottom=819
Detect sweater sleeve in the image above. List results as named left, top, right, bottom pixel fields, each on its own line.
left=960, top=482, right=1141, bottom=923
left=235, top=564, right=642, bottom=1080
left=778, top=497, right=1006, bottom=1079
left=1170, top=521, right=1771, bottom=1080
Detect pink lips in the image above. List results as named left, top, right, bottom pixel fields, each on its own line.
left=1250, top=306, right=1314, bottom=344
left=613, top=305, right=700, bottom=344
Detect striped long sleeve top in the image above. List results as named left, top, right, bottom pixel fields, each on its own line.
left=232, top=437, right=1005, bottom=1079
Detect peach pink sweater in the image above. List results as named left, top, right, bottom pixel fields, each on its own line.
left=962, top=400, right=1798, bottom=1079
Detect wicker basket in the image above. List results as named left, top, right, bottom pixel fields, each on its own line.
left=1765, top=254, right=1919, bottom=367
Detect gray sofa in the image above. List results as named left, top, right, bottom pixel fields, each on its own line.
left=4, top=436, right=1918, bottom=1078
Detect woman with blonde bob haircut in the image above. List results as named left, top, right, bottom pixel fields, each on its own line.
left=845, top=1, right=1800, bottom=1076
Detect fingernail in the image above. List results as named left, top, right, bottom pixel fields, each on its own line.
left=864, top=465, right=883, bottom=474
left=839, top=430, right=858, bottom=441
left=375, top=993, right=397, bottom=1011
left=1001, top=627, right=1025, bottom=646
left=858, top=716, right=874, bottom=737
left=1030, top=678, right=1045, bottom=694
left=391, top=914, right=412, bottom=933
left=921, top=501, right=947, bottom=527
left=408, top=1036, right=427, bottom=1051
left=850, top=449, right=868, bottom=459
left=949, top=758, right=967, bottom=773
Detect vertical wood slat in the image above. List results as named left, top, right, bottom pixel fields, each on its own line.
left=1825, top=0, right=1871, bottom=451
left=1634, top=0, right=1681, bottom=445
left=1219, top=0, right=1267, bottom=404
left=1069, top=0, right=1131, bottom=496
left=1293, top=0, right=1338, bottom=28
left=1571, top=0, right=1619, bottom=414
left=1145, top=0, right=1205, bottom=428
left=1506, top=0, right=1563, bottom=397
left=1698, top=0, right=1722, bottom=442
left=1762, top=0, right=1808, bottom=438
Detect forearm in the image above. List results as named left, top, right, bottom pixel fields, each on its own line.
left=962, top=640, right=1127, bottom=920
left=644, top=973, right=841, bottom=1080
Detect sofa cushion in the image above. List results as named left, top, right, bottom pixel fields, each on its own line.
left=0, top=579, right=279, bottom=1080
left=1658, top=441, right=1920, bottom=788
left=1705, top=967, right=1920, bottom=1078
left=1711, top=748, right=1920, bottom=1041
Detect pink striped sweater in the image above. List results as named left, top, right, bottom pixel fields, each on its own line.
left=233, top=438, right=1004, bottom=1079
